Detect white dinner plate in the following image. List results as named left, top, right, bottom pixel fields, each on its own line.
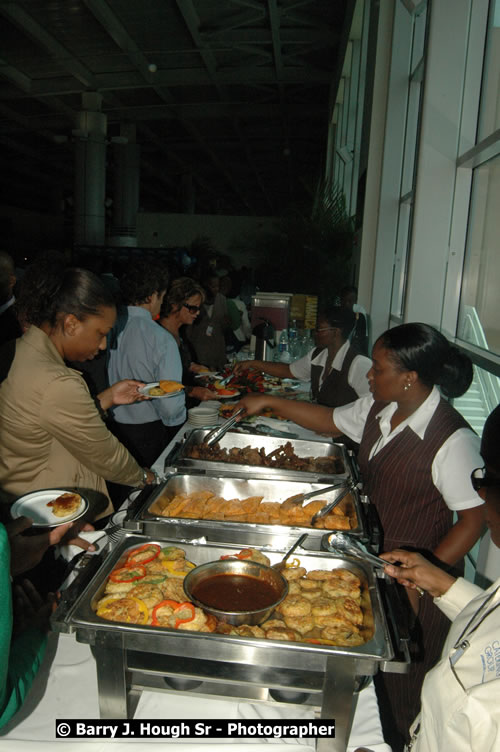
left=138, top=382, right=185, bottom=398
left=11, top=489, right=89, bottom=528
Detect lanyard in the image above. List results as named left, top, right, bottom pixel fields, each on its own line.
left=449, top=584, right=500, bottom=670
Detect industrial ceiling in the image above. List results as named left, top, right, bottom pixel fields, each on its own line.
left=0, top=0, right=351, bottom=219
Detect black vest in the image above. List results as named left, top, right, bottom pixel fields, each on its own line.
left=310, top=344, right=358, bottom=408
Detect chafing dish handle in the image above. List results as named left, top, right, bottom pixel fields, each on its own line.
left=125, top=484, right=156, bottom=520
left=51, top=552, right=105, bottom=633
left=359, top=495, right=382, bottom=550
left=378, top=577, right=412, bottom=674
left=162, top=440, right=183, bottom=468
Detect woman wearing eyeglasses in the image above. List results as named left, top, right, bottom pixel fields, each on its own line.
left=158, top=277, right=214, bottom=404
left=380, top=405, right=500, bottom=752
left=234, top=305, right=372, bottom=408
left=235, top=322, right=485, bottom=750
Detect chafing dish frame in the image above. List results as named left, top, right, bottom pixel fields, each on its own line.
left=52, top=533, right=410, bottom=752
left=165, top=429, right=357, bottom=483
left=126, top=471, right=376, bottom=550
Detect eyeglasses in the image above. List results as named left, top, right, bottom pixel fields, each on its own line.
left=470, top=466, right=500, bottom=492
left=183, top=303, right=201, bottom=314
left=314, top=327, right=335, bottom=333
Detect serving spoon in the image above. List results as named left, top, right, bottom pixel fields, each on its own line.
left=272, top=533, right=308, bottom=572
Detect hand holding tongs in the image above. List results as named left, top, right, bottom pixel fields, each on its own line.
left=203, top=407, right=245, bottom=446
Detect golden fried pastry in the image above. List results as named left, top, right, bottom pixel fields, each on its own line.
left=233, top=624, right=266, bottom=638
left=329, top=596, right=363, bottom=626
left=46, top=492, right=82, bottom=518
left=310, top=597, right=336, bottom=618
left=282, top=566, right=307, bottom=581
left=283, top=614, right=316, bottom=635
left=240, top=496, right=264, bottom=515
left=159, top=380, right=184, bottom=393
left=322, top=579, right=361, bottom=601
left=321, top=514, right=351, bottom=530
left=159, top=577, right=187, bottom=601
left=313, top=614, right=361, bottom=631
left=127, top=584, right=164, bottom=611
left=320, top=626, right=364, bottom=646
left=299, top=588, right=323, bottom=601
left=159, top=546, right=186, bottom=561
left=261, top=618, right=287, bottom=631
left=265, top=627, right=300, bottom=641
left=97, top=596, right=148, bottom=624
left=280, top=595, right=311, bottom=617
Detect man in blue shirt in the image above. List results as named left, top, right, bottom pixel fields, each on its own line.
left=108, top=260, right=186, bottom=467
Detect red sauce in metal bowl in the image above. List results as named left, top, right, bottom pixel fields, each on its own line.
left=192, top=573, right=281, bottom=612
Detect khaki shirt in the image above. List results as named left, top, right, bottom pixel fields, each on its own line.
left=0, top=326, right=142, bottom=518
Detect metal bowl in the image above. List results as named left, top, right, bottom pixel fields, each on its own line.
left=183, top=559, right=289, bottom=626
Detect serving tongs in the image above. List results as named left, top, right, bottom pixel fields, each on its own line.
left=203, top=407, right=245, bottom=446
left=322, top=531, right=388, bottom=569
left=310, top=480, right=357, bottom=526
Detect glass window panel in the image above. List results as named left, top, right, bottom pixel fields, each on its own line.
left=478, top=0, right=500, bottom=139
left=391, top=201, right=412, bottom=317
left=457, top=153, right=500, bottom=355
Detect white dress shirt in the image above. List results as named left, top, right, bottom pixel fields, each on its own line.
left=334, top=386, right=483, bottom=512
left=290, top=340, right=371, bottom=397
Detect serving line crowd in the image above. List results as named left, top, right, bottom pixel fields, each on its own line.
left=0, top=250, right=496, bottom=752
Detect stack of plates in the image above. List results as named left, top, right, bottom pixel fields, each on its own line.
left=187, top=405, right=220, bottom=426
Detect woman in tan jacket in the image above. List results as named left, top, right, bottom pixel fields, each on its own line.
left=0, top=267, right=156, bottom=524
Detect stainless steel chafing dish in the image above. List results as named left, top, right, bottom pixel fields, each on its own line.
left=126, top=472, right=379, bottom=550
left=165, top=429, right=357, bottom=483
left=53, top=534, right=410, bottom=752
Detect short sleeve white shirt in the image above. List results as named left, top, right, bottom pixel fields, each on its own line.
left=290, top=341, right=371, bottom=397
left=333, top=386, right=483, bottom=512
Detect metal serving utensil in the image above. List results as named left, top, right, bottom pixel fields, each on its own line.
left=272, top=533, right=308, bottom=572
left=310, top=481, right=356, bottom=527
left=286, top=480, right=350, bottom=508
left=203, top=407, right=245, bottom=446
left=322, top=532, right=389, bottom=568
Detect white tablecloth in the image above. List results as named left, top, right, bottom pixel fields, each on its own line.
left=0, top=633, right=390, bottom=752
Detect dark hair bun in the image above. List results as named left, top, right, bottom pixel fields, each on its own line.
left=439, top=345, right=473, bottom=399
left=379, top=322, right=473, bottom=399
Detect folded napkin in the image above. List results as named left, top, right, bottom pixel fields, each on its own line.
left=56, top=529, right=108, bottom=562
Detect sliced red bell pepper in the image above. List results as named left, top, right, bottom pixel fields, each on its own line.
left=109, top=564, right=146, bottom=583
left=126, top=543, right=161, bottom=566
left=220, top=549, right=252, bottom=560
left=151, top=599, right=181, bottom=626
left=174, top=602, right=196, bottom=628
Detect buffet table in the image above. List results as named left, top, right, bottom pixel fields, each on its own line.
left=0, top=632, right=390, bottom=752
left=0, top=411, right=391, bottom=752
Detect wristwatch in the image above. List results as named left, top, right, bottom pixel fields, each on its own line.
left=141, top=468, right=150, bottom=486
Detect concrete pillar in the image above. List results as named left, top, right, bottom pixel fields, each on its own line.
left=111, top=123, right=140, bottom=247
left=73, top=93, right=107, bottom=247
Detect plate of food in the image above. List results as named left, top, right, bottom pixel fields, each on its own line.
left=139, top=381, right=185, bottom=398
left=212, top=388, right=240, bottom=399
left=11, top=489, right=89, bottom=527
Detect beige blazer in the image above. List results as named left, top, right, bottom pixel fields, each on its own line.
left=0, top=326, right=143, bottom=518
